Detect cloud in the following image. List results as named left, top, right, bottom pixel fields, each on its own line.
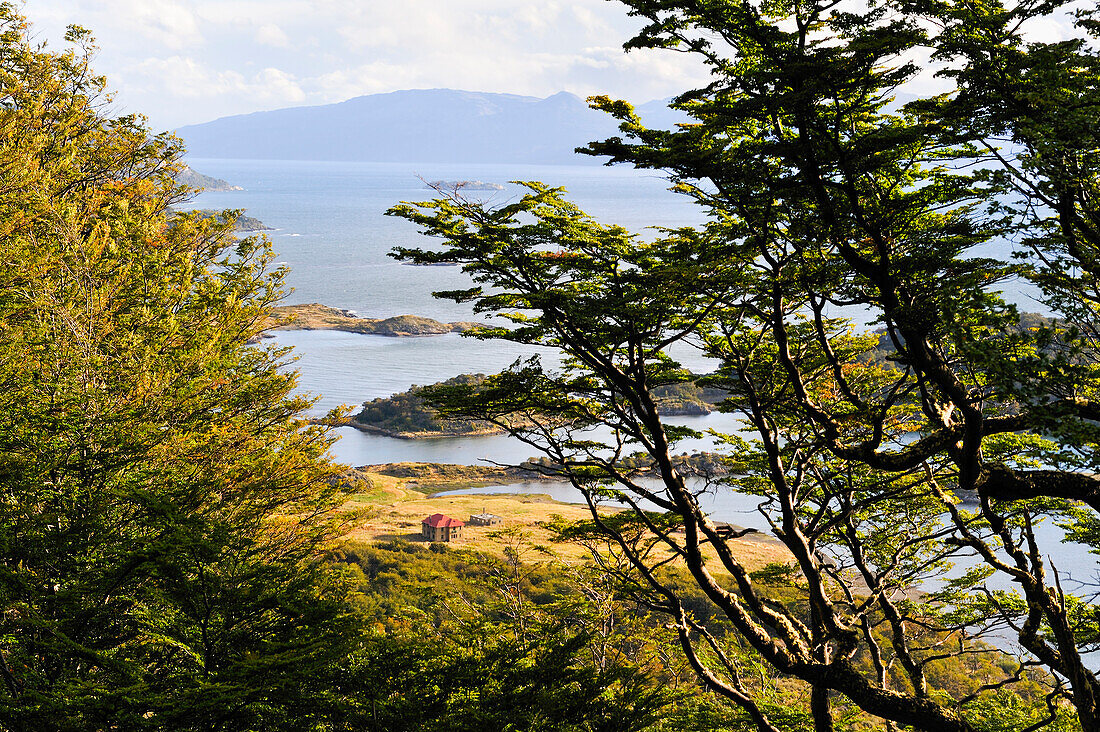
left=193, top=0, right=312, bottom=26
left=127, top=56, right=305, bottom=110
left=255, top=24, right=291, bottom=48
left=21, top=0, right=711, bottom=127
left=117, top=0, right=204, bottom=50
left=254, top=67, right=306, bottom=102
left=128, top=56, right=233, bottom=98
left=312, top=63, right=424, bottom=101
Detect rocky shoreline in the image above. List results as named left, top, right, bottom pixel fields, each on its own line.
left=264, top=303, right=484, bottom=337
left=343, top=419, right=507, bottom=440
left=351, top=462, right=557, bottom=484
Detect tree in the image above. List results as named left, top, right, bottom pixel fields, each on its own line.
left=390, top=0, right=1100, bottom=730
left=334, top=539, right=678, bottom=732
left=0, top=8, right=362, bottom=729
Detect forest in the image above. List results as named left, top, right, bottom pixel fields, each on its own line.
left=2, top=0, right=1100, bottom=731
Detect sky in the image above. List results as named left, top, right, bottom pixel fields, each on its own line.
left=24, top=0, right=714, bottom=131
left=24, top=1, right=1088, bottom=133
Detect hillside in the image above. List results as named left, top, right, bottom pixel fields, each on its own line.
left=173, top=164, right=243, bottom=191
left=176, top=89, right=686, bottom=165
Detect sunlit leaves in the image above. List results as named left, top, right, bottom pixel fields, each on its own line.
left=0, top=8, right=360, bottom=728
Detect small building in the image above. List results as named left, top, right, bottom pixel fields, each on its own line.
left=713, top=521, right=737, bottom=539
left=469, top=511, right=504, bottom=527
left=422, top=513, right=465, bottom=542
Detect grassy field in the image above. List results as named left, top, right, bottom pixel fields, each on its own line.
left=339, top=463, right=786, bottom=569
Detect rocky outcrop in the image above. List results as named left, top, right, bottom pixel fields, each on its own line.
left=265, top=303, right=483, bottom=337
left=174, top=165, right=243, bottom=191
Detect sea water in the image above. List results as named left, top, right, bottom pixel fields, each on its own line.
left=184, top=158, right=1050, bottom=467
left=183, top=157, right=1095, bottom=617
left=182, top=158, right=703, bottom=323
left=184, top=158, right=729, bottom=466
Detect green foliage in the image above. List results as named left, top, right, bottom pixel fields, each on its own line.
left=353, top=373, right=499, bottom=435
left=353, top=629, right=665, bottom=732
left=389, top=0, right=1100, bottom=729
left=335, top=540, right=681, bottom=731
left=0, top=9, right=362, bottom=729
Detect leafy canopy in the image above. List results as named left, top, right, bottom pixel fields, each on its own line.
left=391, top=1, right=1100, bottom=730
left=0, top=8, right=363, bottom=729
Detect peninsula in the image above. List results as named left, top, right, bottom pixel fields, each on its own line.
left=174, top=165, right=243, bottom=191
left=190, top=209, right=272, bottom=232
left=351, top=373, right=727, bottom=439
left=265, top=303, right=483, bottom=337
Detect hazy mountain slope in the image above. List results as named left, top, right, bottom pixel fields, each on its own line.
left=176, top=89, right=686, bottom=165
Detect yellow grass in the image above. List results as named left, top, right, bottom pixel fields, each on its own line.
left=339, top=466, right=788, bottom=570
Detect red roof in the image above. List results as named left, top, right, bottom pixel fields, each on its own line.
left=423, top=513, right=465, bottom=528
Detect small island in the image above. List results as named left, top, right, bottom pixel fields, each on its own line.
left=426, top=180, right=504, bottom=191
left=351, top=374, right=503, bottom=438
left=265, top=303, right=484, bottom=337
left=350, top=373, right=727, bottom=439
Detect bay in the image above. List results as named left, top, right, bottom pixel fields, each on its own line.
left=185, top=157, right=1094, bottom=641
left=184, top=157, right=1049, bottom=474
left=182, top=158, right=703, bottom=323
left=187, top=158, right=733, bottom=467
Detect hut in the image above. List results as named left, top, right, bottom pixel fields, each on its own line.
left=422, top=513, right=465, bottom=542
left=469, top=511, right=504, bottom=527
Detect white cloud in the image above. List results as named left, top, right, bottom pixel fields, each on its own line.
left=254, top=67, right=306, bottom=102
left=21, top=0, right=712, bottom=127
left=129, top=56, right=235, bottom=98
left=255, top=24, right=290, bottom=48
left=312, top=63, right=424, bottom=101
left=513, top=3, right=563, bottom=33
left=126, top=56, right=305, bottom=114
left=193, top=0, right=312, bottom=26
left=123, top=0, right=203, bottom=50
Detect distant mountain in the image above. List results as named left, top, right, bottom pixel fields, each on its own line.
left=176, top=89, right=688, bottom=165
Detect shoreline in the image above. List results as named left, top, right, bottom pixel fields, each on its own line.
left=342, top=418, right=507, bottom=440
left=348, top=461, right=562, bottom=486
left=265, top=303, right=485, bottom=338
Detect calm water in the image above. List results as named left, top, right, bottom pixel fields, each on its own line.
left=436, top=478, right=771, bottom=530
left=184, top=158, right=1093, bottom=624
left=187, top=158, right=731, bottom=466
left=186, top=157, right=1048, bottom=473
left=184, top=159, right=702, bottom=323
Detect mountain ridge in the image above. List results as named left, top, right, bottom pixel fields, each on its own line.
left=176, top=88, right=685, bottom=165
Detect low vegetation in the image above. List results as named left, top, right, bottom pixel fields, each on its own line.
left=267, top=302, right=482, bottom=337
left=329, top=535, right=1065, bottom=731
left=5, top=1, right=1099, bottom=730
left=353, top=374, right=726, bottom=437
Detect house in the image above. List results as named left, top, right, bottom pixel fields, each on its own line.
left=422, top=513, right=465, bottom=542
left=469, top=511, right=504, bottom=527
left=713, top=521, right=737, bottom=538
